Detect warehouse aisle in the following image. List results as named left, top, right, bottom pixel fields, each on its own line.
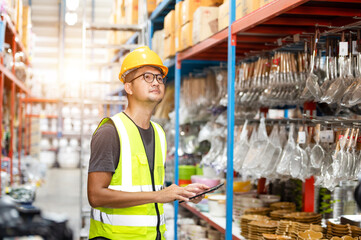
left=33, top=168, right=81, bottom=240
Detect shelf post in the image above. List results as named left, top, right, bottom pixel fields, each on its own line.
left=174, top=52, right=181, bottom=240
left=18, top=96, right=23, bottom=184
left=303, top=101, right=316, bottom=212
left=226, top=0, right=236, bottom=239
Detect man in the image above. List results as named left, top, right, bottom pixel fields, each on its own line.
left=87, top=46, right=209, bottom=239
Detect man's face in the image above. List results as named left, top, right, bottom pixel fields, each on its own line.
left=125, top=66, right=165, bottom=104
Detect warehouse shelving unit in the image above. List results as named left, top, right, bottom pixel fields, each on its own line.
left=0, top=13, right=32, bottom=192
left=172, top=0, right=361, bottom=239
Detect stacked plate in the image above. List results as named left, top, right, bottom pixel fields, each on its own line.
left=282, top=212, right=322, bottom=225
left=326, top=221, right=352, bottom=238
left=350, top=225, right=361, bottom=238
left=298, top=230, right=323, bottom=240
left=244, top=207, right=271, bottom=216
left=270, top=202, right=296, bottom=211
left=248, top=220, right=278, bottom=240
left=234, top=195, right=264, bottom=223
left=262, top=234, right=292, bottom=240
left=240, top=214, right=270, bottom=238
left=276, top=220, right=323, bottom=238
left=270, top=210, right=295, bottom=220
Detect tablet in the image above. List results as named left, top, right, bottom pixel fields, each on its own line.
left=179, top=183, right=224, bottom=203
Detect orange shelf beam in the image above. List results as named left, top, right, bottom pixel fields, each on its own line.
left=0, top=65, right=30, bottom=94
left=22, top=98, right=59, bottom=103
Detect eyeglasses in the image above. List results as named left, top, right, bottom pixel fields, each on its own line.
left=127, top=72, right=167, bottom=84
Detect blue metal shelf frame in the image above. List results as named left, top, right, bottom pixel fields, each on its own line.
left=226, top=0, right=236, bottom=239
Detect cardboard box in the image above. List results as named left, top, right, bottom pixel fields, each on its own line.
left=218, top=0, right=229, bottom=31
left=147, top=0, right=157, bottom=14
left=175, top=1, right=183, bottom=30
left=241, top=0, right=260, bottom=16
left=15, top=0, right=22, bottom=37
left=164, top=10, right=175, bottom=37
left=125, top=0, right=138, bottom=24
left=175, top=28, right=181, bottom=52
left=192, top=7, right=218, bottom=44
left=181, top=22, right=193, bottom=51
left=152, top=29, right=164, bottom=60
left=260, top=0, right=274, bottom=7
left=236, top=0, right=243, bottom=19
left=164, top=34, right=175, bottom=59
left=182, top=0, right=223, bottom=26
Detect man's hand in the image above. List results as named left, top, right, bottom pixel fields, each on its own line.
left=154, top=184, right=196, bottom=203
left=184, top=183, right=209, bottom=204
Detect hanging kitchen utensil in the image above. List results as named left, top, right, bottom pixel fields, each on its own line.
left=332, top=128, right=350, bottom=180
left=310, top=124, right=325, bottom=169
left=306, top=30, right=323, bottom=101
left=321, top=32, right=349, bottom=104
left=258, top=124, right=282, bottom=178
left=234, top=120, right=250, bottom=172
left=290, top=126, right=308, bottom=179
left=243, top=118, right=268, bottom=172
left=341, top=128, right=355, bottom=180
left=276, top=124, right=296, bottom=176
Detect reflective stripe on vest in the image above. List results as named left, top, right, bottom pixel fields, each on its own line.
left=110, top=114, right=132, bottom=188
left=108, top=184, right=164, bottom=192
left=91, top=208, right=166, bottom=227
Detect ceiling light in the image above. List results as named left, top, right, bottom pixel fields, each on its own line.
left=65, top=12, right=78, bottom=26
left=66, top=0, right=79, bottom=11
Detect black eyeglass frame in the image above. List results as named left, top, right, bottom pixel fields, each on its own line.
left=126, top=72, right=167, bottom=84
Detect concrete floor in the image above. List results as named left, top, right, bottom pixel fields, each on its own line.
left=33, top=168, right=82, bottom=240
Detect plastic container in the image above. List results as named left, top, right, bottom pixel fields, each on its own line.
left=179, top=165, right=196, bottom=180
left=208, top=194, right=226, bottom=217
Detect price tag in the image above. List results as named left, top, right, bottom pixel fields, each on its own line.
left=352, top=41, right=358, bottom=54
left=298, top=131, right=306, bottom=144
left=339, top=42, right=348, bottom=56
left=320, top=130, right=334, bottom=143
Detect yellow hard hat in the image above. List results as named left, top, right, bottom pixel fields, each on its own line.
left=119, top=46, right=168, bottom=83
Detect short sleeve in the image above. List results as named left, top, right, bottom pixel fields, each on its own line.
left=88, top=121, right=120, bottom=173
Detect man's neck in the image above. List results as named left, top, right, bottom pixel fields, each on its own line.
left=123, top=105, right=154, bottom=129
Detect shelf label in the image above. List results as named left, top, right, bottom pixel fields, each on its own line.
left=339, top=42, right=348, bottom=56
left=298, top=131, right=306, bottom=144
left=320, top=130, right=334, bottom=143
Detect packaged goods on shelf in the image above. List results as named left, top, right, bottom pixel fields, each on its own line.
left=152, top=29, right=164, bottom=60
left=175, top=28, right=181, bottom=53
left=192, top=7, right=218, bottom=44
left=218, top=0, right=229, bottom=31
left=147, top=0, right=156, bottom=14
left=164, top=34, right=175, bottom=59
left=239, top=0, right=261, bottom=17
left=22, top=5, right=31, bottom=51
left=180, top=22, right=193, bottom=51
left=164, top=10, right=175, bottom=37
left=15, top=0, right=22, bottom=38
left=181, top=0, right=223, bottom=26
left=260, top=0, right=275, bottom=7
left=125, top=0, right=138, bottom=24
left=175, top=1, right=182, bottom=30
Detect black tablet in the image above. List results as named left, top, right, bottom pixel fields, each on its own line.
left=179, top=182, right=224, bottom=203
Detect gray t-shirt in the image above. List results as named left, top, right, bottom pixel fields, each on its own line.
left=88, top=114, right=155, bottom=174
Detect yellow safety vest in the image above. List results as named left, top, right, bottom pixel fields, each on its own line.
left=89, top=112, right=167, bottom=239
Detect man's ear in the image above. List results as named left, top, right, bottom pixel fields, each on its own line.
left=124, top=82, right=133, bottom=95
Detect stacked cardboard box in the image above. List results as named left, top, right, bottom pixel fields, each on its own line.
left=180, top=0, right=223, bottom=51
left=164, top=10, right=175, bottom=58
left=22, top=5, right=31, bottom=53
left=218, top=0, right=229, bottom=31
left=152, top=29, right=165, bottom=60
left=192, top=7, right=218, bottom=44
